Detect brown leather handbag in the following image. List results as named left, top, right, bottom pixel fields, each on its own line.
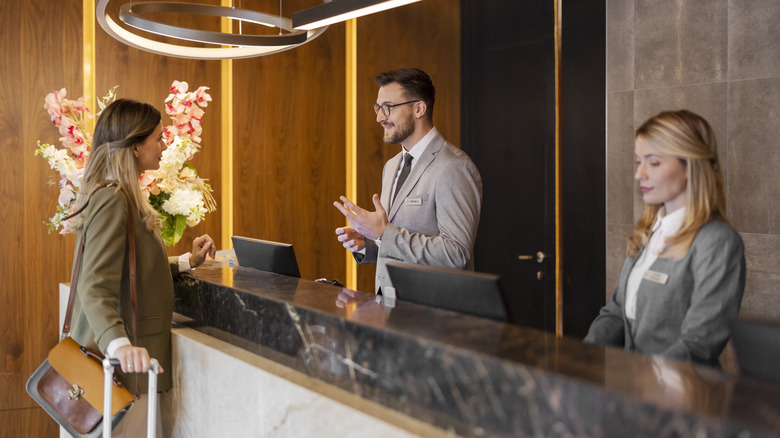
left=26, top=184, right=138, bottom=437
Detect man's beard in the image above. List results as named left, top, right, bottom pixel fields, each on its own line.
left=383, top=113, right=414, bottom=145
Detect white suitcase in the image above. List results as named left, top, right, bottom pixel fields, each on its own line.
left=101, top=358, right=160, bottom=438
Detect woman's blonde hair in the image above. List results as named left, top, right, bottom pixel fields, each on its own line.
left=72, top=99, right=162, bottom=232
left=627, top=110, right=728, bottom=259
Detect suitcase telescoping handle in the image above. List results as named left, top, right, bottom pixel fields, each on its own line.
left=102, top=358, right=159, bottom=438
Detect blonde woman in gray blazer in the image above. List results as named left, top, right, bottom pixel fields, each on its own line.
left=585, top=110, right=745, bottom=368
left=334, top=68, right=482, bottom=293
left=69, top=99, right=215, bottom=436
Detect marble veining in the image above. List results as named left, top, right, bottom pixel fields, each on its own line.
left=173, top=261, right=780, bottom=437
left=161, top=328, right=419, bottom=438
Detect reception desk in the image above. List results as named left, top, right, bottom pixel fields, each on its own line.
left=166, top=261, right=780, bottom=437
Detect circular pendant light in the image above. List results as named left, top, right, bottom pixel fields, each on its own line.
left=96, top=0, right=329, bottom=60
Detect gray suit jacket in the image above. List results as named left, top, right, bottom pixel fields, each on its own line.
left=356, top=133, right=482, bottom=292
left=584, top=220, right=746, bottom=367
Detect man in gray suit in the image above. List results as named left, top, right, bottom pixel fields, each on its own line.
left=334, top=68, right=483, bottom=293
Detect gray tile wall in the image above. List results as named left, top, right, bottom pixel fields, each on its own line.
left=606, top=0, right=780, bottom=369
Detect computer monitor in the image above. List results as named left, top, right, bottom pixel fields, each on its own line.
left=231, top=236, right=301, bottom=278
left=385, top=262, right=510, bottom=322
left=731, top=318, right=780, bottom=383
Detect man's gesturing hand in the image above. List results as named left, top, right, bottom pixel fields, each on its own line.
left=333, top=194, right=388, bottom=241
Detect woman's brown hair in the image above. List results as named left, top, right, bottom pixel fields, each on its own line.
left=72, top=99, right=162, bottom=232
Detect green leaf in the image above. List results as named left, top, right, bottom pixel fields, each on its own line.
left=159, top=211, right=174, bottom=246
left=159, top=212, right=187, bottom=247
left=149, top=191, right=171, bottom=211
left=172, top=214, right=187, bottom=246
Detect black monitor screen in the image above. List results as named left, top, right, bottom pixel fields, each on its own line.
left=731, top=318, right=780, bottom=383
left=231, top=236, right=301, bottom=278
left=386, top=262, right=509, bottom=322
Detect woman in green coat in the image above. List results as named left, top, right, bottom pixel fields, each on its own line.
left=69, top=99, right=215, bottom=436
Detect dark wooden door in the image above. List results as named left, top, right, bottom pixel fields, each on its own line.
left=461, top=0, right=606, bottom=335
left=461, top=0, right=557, bottom=331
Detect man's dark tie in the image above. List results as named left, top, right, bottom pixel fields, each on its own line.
left=393, top=153, right=414, bottom=204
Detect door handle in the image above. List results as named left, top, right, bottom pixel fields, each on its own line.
left=518, top=251, right=546, bottom=264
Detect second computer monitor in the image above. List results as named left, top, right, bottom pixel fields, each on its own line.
left=386, top=262, right=510, bottom=322
left=232, top=235, right=301, bottom=278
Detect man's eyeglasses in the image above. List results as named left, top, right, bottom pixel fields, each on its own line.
left=372, top=100, right=420, bottom=117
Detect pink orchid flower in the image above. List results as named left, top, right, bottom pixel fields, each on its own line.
left=73, top=153, right=88, bottom=169
left=162, top=126, right=177, bottom=144
left=44, top=89, right=67, bottom=122
left=188, top=105, right=205, bottom=119
left=69, top=97, right=91, bottom=114
left=193, top=87, right=212, bottom=107
left=170, top=80, right=189, bottom=94
left=139, top=171, right=157, bottom=190
left=57, top=120, right=72, bottom=137
left=58, top=185, right=76, bottom=206
left=165, top=100, right=181, bottom=115
left=165, top=80, right=189, bottom=103
left=173, top=112, right=191, bottom=126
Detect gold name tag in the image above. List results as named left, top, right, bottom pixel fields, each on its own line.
left=643, top=270, right=669, bottom=284
left=404, top=197, right=422, bottom=206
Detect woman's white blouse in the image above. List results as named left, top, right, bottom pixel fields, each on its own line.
left=625, top=207, right=686, bottom=321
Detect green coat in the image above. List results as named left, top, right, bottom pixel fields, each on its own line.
left=70, top=186, right=179, bottom=392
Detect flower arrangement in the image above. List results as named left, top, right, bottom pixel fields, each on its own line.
left=35, top=80, right=216, bottom=246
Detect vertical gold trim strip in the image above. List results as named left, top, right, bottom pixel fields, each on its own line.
left=345, top=19, right=358, bottom=290
left=83, top=0, right=96, bottom=132
left=221, top=2, right=234, bottom=249
left=553, top=0, right=563, bottom=338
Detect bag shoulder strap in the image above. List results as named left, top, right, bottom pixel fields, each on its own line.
left=61, top=183, right=138, bottom=349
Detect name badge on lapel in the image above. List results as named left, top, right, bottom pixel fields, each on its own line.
left=404, top=197, right=422, bottom=206
left=643, top=270, right=669, bottom=285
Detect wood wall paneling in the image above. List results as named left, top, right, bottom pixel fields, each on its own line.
left=0, top=0, right=26, bottom=414
left=233, top=0, right=347, bottom=282
left=95, top=0, right=223, bottom=258
left=1, top=0, right=82, bottom=436
left=355, top=0, right=461, bottom=293
left=0, top=408, right=59, bottom=438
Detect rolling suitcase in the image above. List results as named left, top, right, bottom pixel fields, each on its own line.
left=101, top=358, right=160, bottom=438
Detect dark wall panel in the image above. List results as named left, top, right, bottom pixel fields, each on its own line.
left=560, top=0, right=606, bottom=337
left=462, top=0, right=606, bottom=335
left=462, top=0, right=557, bottom=331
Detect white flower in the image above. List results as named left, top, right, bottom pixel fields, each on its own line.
left=162, top=188, right=207, bottom=225
left=37, top=82, right=214, bottom=239
left=157, top=136, right=200, bottom=180
left=40, top=144, right=82, bottom=187
left=179, top=167, right=196, bottom=179
left=157, top=138, right=186, bottom=178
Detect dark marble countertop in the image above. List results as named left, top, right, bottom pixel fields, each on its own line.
left=174, top=261, right=780, bottom=437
